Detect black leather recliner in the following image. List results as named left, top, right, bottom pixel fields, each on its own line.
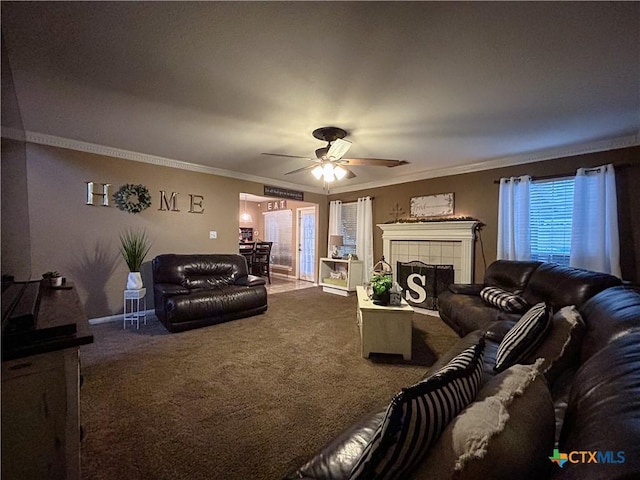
left=152, top=254, right=268, bottom=333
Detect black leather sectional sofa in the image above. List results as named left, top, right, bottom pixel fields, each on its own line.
left=285, top=261, right=640, bottom=480
left=152, top=254, right=267, bottom=333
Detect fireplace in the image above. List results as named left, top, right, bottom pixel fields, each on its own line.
left=378, top=221, right=479, bottom=285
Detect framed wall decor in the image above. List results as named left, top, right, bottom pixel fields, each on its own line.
left=410, top=193, right=454, bottom=218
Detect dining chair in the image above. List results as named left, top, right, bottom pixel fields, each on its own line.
left=239, top=242, right=255, bottom=272
left=252, top=241, right=273, bottom=284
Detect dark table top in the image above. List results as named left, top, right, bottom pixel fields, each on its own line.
left=2, top=282, right=94, bottom=361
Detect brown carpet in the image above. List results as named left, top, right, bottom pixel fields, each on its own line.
left=80, top=287, right=459, bottom=480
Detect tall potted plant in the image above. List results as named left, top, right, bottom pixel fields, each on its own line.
left=119, top=229, right=151, bottom=290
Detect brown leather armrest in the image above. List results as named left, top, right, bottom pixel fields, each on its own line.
left=236, top=275, right=266, bottom=287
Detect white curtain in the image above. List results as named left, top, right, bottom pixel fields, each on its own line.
left=328, top=200, right=342, bottom=257
left=570, top=164, right=621, bottom=277
left=356, top=196, right=374, bottom=284
left=497, top=175, right=532, bottom=260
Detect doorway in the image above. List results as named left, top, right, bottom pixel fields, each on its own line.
left=297, top=207, right=316, bottom=282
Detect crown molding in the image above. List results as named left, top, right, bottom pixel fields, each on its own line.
left=1, top=126, right=26, bottom=141
left=22, top=131, right=327, bottom=195
left=19, top=130, right=639, bottom=196
left=328, top=133, right=640, bottom=194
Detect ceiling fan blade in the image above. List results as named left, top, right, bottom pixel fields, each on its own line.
left=284, top=164, right=318, bottom=175
left=261, top=152, right=312, bottom=160
left=341, top=158, right=409, bottom=167
left=327, top=138, right=352, bottom=160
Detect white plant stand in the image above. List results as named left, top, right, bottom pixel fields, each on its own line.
left=124, top=288, right=147, bottom=329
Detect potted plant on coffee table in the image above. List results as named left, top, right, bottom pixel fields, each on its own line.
left=119, top=229, right=151, bottom=290
left=370, top=273, right=393, bottom=306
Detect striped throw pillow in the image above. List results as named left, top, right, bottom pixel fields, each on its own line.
left=494, top=302, right=552, bottom=372
left=348, top=340, right=485, bottom=480
left=480, top=286, right=530, bottom=313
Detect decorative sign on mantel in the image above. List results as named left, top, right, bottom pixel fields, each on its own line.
left=264, top=185, right=304, bottom=201
left=410, top=193, right=454, bottom=218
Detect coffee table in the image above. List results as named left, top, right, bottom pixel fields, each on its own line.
left=356, top=286, right=414, bottom=360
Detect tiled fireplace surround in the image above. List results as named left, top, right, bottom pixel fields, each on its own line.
left=378, top=221, right=479, bottom=285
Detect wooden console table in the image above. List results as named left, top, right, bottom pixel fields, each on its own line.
left=356, top=286, right=414, bottom=360
left=2, top=282, right=94, bottom=480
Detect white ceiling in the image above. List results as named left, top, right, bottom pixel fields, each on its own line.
left=2, top=2, right=639, bottom=194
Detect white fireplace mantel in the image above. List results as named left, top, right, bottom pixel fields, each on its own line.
left=378, top=221, right=479, bottom=283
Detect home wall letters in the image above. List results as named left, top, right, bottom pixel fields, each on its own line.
left=85, top=181, right=205, bottom=214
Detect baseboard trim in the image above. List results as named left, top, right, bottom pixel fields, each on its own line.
left=89, top=309, right=156, bottom=325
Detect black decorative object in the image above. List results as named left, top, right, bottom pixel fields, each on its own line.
left=397, top=261, right=454, bottom=310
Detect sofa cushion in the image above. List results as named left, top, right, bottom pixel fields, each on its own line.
left=553, top=330, right=640, bottom=479
left=415, top=361, right=554, bottom=480
left=521, top=262, right=621, bottom=312
left=480, top=286, right=529, bottom=313
left=578, top=285, right=640, bottom=363
left=164, top=285, right=267, bottom=324
left=152, top=253, right=248, bottom=285
left=348, top=340, right=485, bottom=480
left=438, top=291, right=521, bottom=337
left=482, top=260, right=542, bottom=292
left=495, top=302, right=551, bottom=372
left=524, top=305, right=585, bottom=385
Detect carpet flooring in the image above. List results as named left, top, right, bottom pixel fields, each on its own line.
left=80, top=287, right=459, bottom=480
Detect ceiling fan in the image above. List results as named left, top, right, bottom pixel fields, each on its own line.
left=261, top=126, right=409, bottom=182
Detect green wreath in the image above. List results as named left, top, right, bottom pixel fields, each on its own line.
left=113, top=183, right=152, bottom=214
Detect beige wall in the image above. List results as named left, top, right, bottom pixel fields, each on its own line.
left=3, top=139, right=637, bottom=320
left=1, top=41, right=32, bottom=281
left=330, top=146, right=640, bottom=283
left=17, top=143, right=326, bottom=318
left=1, top=138, right=31, bottom=281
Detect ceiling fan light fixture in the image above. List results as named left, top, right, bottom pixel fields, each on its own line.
left=334, top=165, right=347, bottom=180
left=323, top=162, right=336, bottom=182
left=311, top=164, right=324, bottom=180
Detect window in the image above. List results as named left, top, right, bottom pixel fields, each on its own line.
left=263, top=210, right=292, bottom=268
left=529, top=177, right=574, bottom=266
left=339, top=202, right=357, bottom=255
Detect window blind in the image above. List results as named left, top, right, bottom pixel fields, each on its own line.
left=263, top=210, right=292, bottom=268
left=340, top=202, right=357, bottom=255
left=530, top=177, right=574, bottom=266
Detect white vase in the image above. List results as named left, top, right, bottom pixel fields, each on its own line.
left=127, top=272, right=143, bottom=290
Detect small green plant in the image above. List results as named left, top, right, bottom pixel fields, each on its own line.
left=370, top=273, right=393, bottom=295
left=118, top=229, right=152, bottom=272
left=42, top=271, right=61, bottom=279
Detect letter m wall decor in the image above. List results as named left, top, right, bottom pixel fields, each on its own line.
left=396, top=261, right=454, bottom=310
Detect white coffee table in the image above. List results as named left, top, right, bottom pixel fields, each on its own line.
left=356, top=286, right=414, bottom=360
